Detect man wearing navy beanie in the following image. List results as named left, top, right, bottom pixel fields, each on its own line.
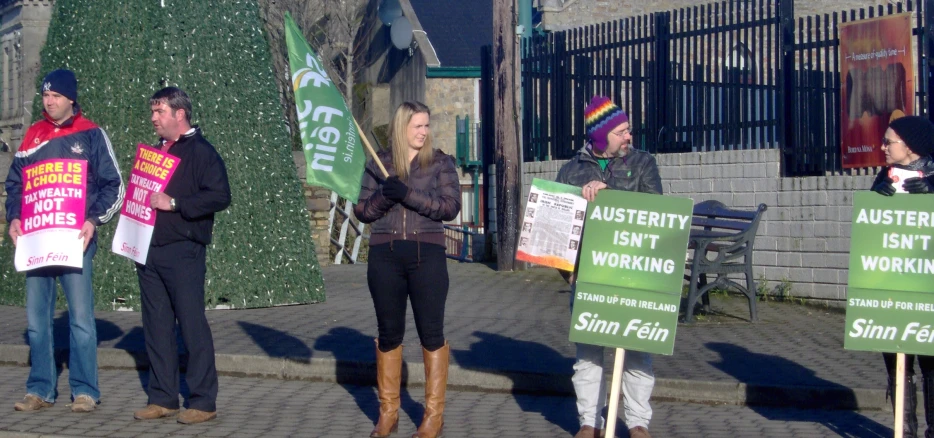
left=41, top=69, right=79, bottom=104
left=4, top=69, right=124, bottom=413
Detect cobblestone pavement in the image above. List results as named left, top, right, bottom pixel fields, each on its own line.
left=0, top=264, right=885, bottom=398
left=0, top=365, right=896, bottom=438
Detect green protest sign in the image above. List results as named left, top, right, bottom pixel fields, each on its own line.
left=571, top=283, right=681, bottom=353
left=845, top=191, right=934, bottom=355
left=570, top=190, right=693, bottom=355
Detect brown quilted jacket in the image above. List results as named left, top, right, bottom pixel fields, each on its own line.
left=354, top=149, right=461, bottom=245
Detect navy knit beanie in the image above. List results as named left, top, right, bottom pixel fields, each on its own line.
left=889, top=115, right=934, bottom=157
left=41, top=69, right=78, bottom=103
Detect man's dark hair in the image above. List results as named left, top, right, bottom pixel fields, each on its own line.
left=150, top=87, right=193, bottom=123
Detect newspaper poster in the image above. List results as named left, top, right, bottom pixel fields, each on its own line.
left=111, top=144, right=180, bottom=264
left=515, top=178, right=587, bottom=271
left=14, top=159, right=87, bottom=271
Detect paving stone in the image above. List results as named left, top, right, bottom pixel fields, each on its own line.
left=0, top=365, right=897, bottom=437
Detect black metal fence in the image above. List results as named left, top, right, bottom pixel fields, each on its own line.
left=787, top=1, right=929, bottom=174
left=503, top=0, right=934, bottom=176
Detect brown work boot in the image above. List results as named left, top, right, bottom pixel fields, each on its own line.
left=13, top=394, right=52, bottom=412
left=574, top=425, right=596, bottom=438
left=413, top=342, right=449, bottom=438
left=70, top=395, right=96, bottom=413
left=133, top=404, right=178, bottom=420
left=628, top=426, right=652, bottom=438
left=177, top=408, right=217, bottom=425
left=371, top=340, right=403, bottom=438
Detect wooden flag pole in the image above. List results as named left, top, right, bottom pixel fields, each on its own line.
left=895, top=352, right=906, bottom=438
left=604, top=347, right=626, bottom=438
left=355, top=120, right=388, bottom=178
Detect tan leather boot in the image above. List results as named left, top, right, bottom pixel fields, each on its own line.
left=413, top=342, right=449, bottom=438
left=371, top=340, right=403, bottom=438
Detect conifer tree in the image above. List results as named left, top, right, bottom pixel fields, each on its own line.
left=0, top=0, right=325, bottom=309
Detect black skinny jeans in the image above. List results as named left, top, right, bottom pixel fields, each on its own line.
left=885, top=353, right=934, bottom=379
left=368, top=240, right=449, bottom=352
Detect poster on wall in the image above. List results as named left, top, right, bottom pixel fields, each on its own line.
left=839, top=13, right=914, bottom=169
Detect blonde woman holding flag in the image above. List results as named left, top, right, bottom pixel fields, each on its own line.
left=354, top=101, right=461, bottom=438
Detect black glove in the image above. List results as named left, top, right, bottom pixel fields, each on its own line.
left=382, top=176, right=410, bottom=202
left=871, top=171, right=896, bottom=196
left=903, top=176, right=934, bottom=194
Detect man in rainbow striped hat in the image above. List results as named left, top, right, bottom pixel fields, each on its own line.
left=556, top=95, right=662, bottom=438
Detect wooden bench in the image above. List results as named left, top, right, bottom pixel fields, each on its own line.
left=683, top=200, right=768, bottom=323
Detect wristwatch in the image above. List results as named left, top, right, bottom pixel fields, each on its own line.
left=169, top=198, right=176, bottom=211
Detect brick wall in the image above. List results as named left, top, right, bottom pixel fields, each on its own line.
left=512, top=149, right=872, bottom=302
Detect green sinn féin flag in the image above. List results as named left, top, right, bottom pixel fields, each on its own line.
left=285, top=13, right=366, bottom=201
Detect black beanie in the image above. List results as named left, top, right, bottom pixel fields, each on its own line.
left=889, top=115, right=934, bottom=157
left=41, top=69, right=78, bottom=103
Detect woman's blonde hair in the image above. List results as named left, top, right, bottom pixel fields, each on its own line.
left=389, top=101, right=433, bottom=181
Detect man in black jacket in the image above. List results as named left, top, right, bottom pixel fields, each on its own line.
left=132, top=87, right=231, bottom=425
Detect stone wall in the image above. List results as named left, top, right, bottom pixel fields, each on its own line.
left=540, top=0, right=899, bottom=31
left=424, top=77, right=477, bottom=157
left=292, top=151, right=334, bottom=267
left=513, top=149, right=873, bottom=302
left=0, top=0, right=55, bottom=150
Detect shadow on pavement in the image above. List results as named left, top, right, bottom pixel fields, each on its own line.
left=707, top=342, right=890, bottom=437
left=22, top=312, right=125, bottom=354
left=114, top=325, right=194, bottom=407
left=452, top=331, right=578, bottom=435
left=113, top=326, right=149, bottom=391
left=313, top=327, right=420, bottom=427
left=238, top=321, right=312, bottom=362
left=19, top=313, right=126, bottom=393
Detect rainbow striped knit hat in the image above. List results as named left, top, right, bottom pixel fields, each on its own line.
left=584, top=96, right=629, bottom=153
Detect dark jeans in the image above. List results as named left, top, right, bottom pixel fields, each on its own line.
left=368, top=241, right=448, bottom=352
left=137, top=240, right=218, bottom=411
left=885, top=353, right=934, bottom=378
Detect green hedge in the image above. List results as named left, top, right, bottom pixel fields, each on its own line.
left=0, top=0, right=325, bottom=310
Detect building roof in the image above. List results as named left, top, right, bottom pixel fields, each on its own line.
left=407, top=0, right=492, bottom=68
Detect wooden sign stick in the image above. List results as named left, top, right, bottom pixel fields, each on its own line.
left=605, top=347, right=626, bottom=438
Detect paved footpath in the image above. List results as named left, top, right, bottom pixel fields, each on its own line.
left=0, top=365, right=896, bottom=437
left=0, top=263, right=901, bottom=435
